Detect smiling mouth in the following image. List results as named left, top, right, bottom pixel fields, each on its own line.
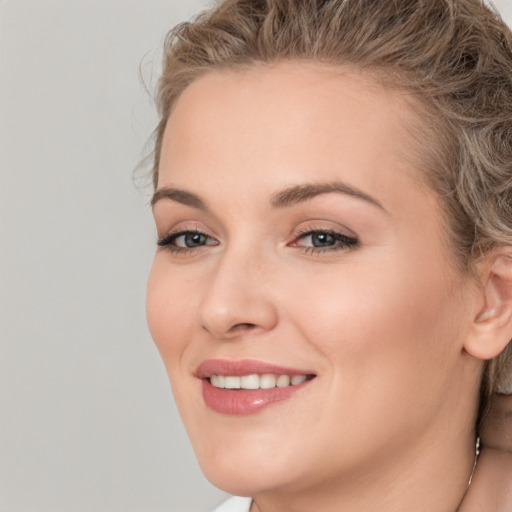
left=201, top=374, right=316, bottom=414
left=208, top=373, right=315, bottom=390
left=197, top=360, right=317, bottom=414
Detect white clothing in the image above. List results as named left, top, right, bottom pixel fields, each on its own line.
left=212, top=496, right=252, bottom=512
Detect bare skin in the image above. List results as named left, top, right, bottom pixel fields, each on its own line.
left=148, top=62, right=512, bottom=512
left=248, top=395, right=512, bottom=512
left=459, top=394, right=512, bottom=512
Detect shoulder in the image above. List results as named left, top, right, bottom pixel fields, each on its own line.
left=211, top=496, right=252, bottom=512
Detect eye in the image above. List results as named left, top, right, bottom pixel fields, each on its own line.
left=307, top=232, right=338, bottom=247
left=157, top=229, right=219, bottom=253
left=291, top=228, right=359, bottom=253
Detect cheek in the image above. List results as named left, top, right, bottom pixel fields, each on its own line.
left=282, top=254, right=465, bottom=393
left=146, top=258, right=196, bottom=364
left=274, top=258, right=468, bottom=465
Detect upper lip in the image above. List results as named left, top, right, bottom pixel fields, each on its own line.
left=195, top=359, right=315, bottom=379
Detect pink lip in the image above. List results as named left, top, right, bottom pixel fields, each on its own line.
left=196, top=359, right=316, bottom=415
left=196, top=359, right=313, bottom=378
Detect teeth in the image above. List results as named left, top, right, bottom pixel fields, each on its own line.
left=291, top=375, right=307, bottom=385
left=240, top=374, right=260, bottom=389
left=276, top=375, right=291, bottom=387
left=260, top=374, right=276, bottom=389
left=224, top=376, right=241, bottom=389
left=209, top=373, right=310, bottom=390
left=210, top=375, right=225, bottom=388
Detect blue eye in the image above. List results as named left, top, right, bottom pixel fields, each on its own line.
left=157, top=230, right=218, bottom=252
left=294, top=229, right=358, bottom=253
left=176, top=232, right=208, bottom=247
left=309, top=232, right=337, bottom=247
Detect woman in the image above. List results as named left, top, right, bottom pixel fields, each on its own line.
left=146, top=1, right=512, bottom=510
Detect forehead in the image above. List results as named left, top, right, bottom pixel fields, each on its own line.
left=158, top=61, right=426, bottom=206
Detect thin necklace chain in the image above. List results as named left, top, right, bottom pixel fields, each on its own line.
left=456, top=436, right=481, bottom=512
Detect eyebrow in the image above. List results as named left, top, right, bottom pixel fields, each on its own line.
left=270, top=181, right=386, bottom=211
left=151, top=187, right=208, bottom=210
left=151, top=181, right=385, bottom=212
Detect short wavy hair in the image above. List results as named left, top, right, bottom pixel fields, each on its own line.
left=151, top=0, right=512, bottom=411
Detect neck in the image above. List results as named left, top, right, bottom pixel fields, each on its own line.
left=250, top=429, right=477, bottom=512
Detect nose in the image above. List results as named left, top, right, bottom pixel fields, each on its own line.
left=196, top=249, right=278, bottom=340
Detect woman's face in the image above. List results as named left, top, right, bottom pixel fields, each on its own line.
left=147, top=63, right=479, bottom=497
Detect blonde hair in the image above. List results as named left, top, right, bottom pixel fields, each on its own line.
left=152, top=0, right=512, bottom=405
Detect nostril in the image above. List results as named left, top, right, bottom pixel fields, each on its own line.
left=200, top=320, right=263, bottom=340
left=231, top=323, right=257, bottom=332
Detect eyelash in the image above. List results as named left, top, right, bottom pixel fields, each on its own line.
left=157, top=227, right=359, bottom=255
left=157, top=228, right=218, bottom=255
left=292, top=227, right=359, bottom=254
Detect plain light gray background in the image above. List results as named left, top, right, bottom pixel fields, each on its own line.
left=1, top=1, right=511, bottom=511
left=0, top=1, right=226, bottom=511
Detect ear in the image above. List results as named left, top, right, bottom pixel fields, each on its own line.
left=464, top=247, right=512, bottom=360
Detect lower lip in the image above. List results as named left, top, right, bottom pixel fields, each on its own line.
left=201, top=379, right=311, bottom=415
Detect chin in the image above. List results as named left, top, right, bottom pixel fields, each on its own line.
left=201, top=460, right=290, bottom=497
left=193, top=436, right=298, bottom=497
left=204, top=471, right=261, bottom=497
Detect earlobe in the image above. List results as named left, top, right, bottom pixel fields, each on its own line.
left=464, top=249, right=512, bottom=361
